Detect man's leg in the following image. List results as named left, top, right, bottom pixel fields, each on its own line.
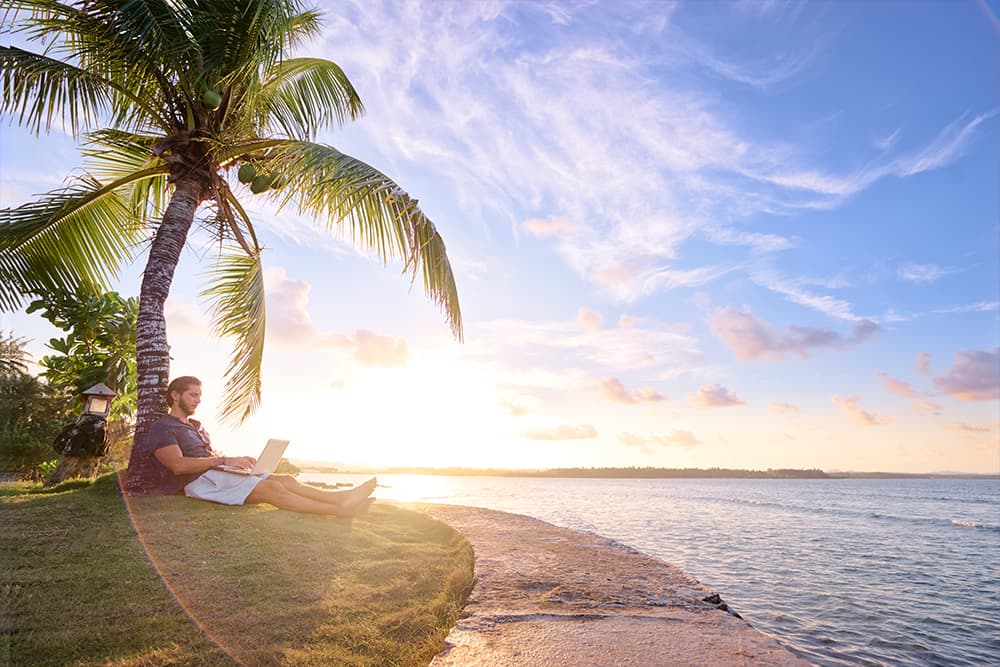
left=245, top=477, right=373, bottom=516
left=267, top=474, right=377, bottom=509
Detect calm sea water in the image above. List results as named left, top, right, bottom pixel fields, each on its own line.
left=300, top=473, right=1000, bottom=666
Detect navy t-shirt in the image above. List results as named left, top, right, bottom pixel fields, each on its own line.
left=124, top=414, right=217, bottom=495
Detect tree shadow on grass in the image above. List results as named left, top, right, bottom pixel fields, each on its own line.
left=123, top=483, right=473, bottom=666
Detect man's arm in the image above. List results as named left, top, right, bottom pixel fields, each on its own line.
left=154, top=445, right=224, bottom=475
left=153, top=446, right=256, bottom=474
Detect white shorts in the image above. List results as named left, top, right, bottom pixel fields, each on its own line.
left=184, top=469, right=270, bottom=505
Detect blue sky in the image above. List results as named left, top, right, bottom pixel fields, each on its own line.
left=2, top=1, right=998, bottom=472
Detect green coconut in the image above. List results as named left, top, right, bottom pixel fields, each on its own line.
left=237, top=163, right=256, bottom=184
left=269, top=172, right=287, bottom=189
left=250, top=174, right=271, bottom=194
left=203, top=89, right=222, bottom=110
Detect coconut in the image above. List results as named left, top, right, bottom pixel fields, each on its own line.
left=269, top=172, right=287, bottom=189
left=238, top=163, right=256, bottom=184
left=250, top=174, right=271, bottom=194
left=203, top=89, right=222, bottom=110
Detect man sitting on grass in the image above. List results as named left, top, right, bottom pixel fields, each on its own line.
left=124, top=376, right=375, bottom=517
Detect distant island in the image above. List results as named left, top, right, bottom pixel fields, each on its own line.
left=293, top=463, right=999, bottom=480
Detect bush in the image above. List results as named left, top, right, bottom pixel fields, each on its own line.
left=0, top=373, right=76, bottom=474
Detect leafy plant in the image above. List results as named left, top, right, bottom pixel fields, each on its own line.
left=27, top=284, right=138, bottom=420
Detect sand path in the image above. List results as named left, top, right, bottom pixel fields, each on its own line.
left=415, top=504, right=812, bottom=667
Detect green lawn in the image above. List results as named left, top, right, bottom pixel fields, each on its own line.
left=0, top=475, right=473, bottom=666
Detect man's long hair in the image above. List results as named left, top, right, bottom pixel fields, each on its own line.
left=166, top=376, right=202, bottom=407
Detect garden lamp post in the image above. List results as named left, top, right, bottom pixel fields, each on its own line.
left=45, top=382, right=117, bottom=486
left=81, top=382, right=116, bottom=418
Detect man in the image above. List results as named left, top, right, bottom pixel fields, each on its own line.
left=123, top=376, right=375, bottom=517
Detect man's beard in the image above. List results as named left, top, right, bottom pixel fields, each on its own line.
left=178, top=399, right=197, bottom=416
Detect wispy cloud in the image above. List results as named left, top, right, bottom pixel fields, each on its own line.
left=934, top=348, right=1000, bottom=402
left=933, top=301, right=1000, bottom=315
left=770, top=401, right=800, bottom=414
left=875, top=371, right=921, bottom=398
left=947, top=422, right=991, bottom=434
left=832, top=395, right=890, bottom=426
left=577, top=306, right=603, bottom=330
left=914, top=400, right=942, bottom=416
left=522, top=424, right=598, bottom=441
left=600, top=377, right=666, bottom=404
left=709, top=307, right=880, bottom=361
left=498, top=397, right=529, bottom=417
left=318, top=2, right=994, bottom=305
left=620, top=430, right=701, bottom=452
left=916, top=352, right=932, bottom=376
left=689, top=384, right=745, bottom=408
left=352, top=330, right=408, bottom=367
left=523, top=216, right=586, bottom=238
left=898, top=262, right=956, bottom=284
left=478, top=316, right=703, bottom=376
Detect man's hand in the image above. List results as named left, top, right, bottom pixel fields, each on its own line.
left=225, top=455, right=256, bottom=470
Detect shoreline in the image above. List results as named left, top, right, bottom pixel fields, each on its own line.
left=410, top=503, right=811, bottom=666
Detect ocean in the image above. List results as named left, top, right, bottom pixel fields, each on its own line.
left=298, top=473, right=1000, bottom=667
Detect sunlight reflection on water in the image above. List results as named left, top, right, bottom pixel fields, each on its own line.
left=299, top=473, right=1000, bottom=667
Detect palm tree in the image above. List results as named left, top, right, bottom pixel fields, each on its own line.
left=0, top=1, right=462, bottom=479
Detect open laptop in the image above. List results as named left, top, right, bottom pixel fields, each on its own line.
left=215, top=438, right=289, bottom=476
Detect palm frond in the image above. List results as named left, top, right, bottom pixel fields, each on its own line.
left=0, top=45, right=110, bottom=136
left=0, top=171, right=158, bottom=310
left=200, top=248, right=266, bottom=425
left=258, top=57, right=364, bottom=140
left=82, top=129, right=170, bottom=223
left=255, top=140, right=463, bottom=339
left=5, top=0, right=186, bottom=130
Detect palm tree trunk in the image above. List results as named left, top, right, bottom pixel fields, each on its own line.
left=124, top=178, right=204, bottom=486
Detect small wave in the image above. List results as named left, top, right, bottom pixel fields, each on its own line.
left=950, top=519, right=1000, bottom=531
left=728, top=497, right=769, bottom=506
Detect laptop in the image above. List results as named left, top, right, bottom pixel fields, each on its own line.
left=215, top=438, right=289, bottom=476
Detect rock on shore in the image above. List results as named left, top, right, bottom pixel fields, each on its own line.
left=415, top=504, right=811, bottom=667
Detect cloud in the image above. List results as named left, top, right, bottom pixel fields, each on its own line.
left=689, top=384, right=745, bottom=408
left=522, top=424, right=598, bottom=441
left=577, top=306, right=603, bottom=330
left=914, top=400, right=942, bottom=415
left=164, top=297, right=208, bottom=337
left=748, top=269, right=864, bottom=321
left=832, top=395, right=890, bottom=426
left=264, top=267, right=319, bottom=345
left=524, top=216, right=585, bottom=238
left=709, top=307, right=880, bottom=361
left=636, top=387, right=666, bottom=402
left=479, top=317, right=703, bottom=377
left=601, top=378, right=638, bottom=404
left=947, top=422, right=991, bottom=434
left=770, top=402, right=800, bottom=414
left=498, top=398, right=528, bottom=416
left=916, top=352, right=932, bottom=376
left=315, top=3, right=995, bottom=308
left=352, top=330, right=408, bottom=367
left=933, top=301, right=1000, bottom=314
left=933, top=348, right=1000, bottom=401
left=600, top=378, right=665, bottom=404
left=898, top=262, right=955, bottom=284
left=875, top=371, right=921, bottom=398
left=620, top=430, right=701, bottom=453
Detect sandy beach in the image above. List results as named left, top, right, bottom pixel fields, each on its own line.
left=413, top=504, right=810, bottom=666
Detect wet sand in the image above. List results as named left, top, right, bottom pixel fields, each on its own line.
left=413, top=504, right=811, bottom=667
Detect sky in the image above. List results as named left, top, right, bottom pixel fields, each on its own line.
left=2, top=1, right=999, bottom=473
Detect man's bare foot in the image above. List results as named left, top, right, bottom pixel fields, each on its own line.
left=339, top=477, right=377, bottom=510
left=341, top=497, right=375, bottom=518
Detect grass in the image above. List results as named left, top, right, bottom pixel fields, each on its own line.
left=1, top=474, right=473, bottom=666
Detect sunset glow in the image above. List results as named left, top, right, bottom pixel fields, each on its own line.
left=3, top=1, right=998, bottom=473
